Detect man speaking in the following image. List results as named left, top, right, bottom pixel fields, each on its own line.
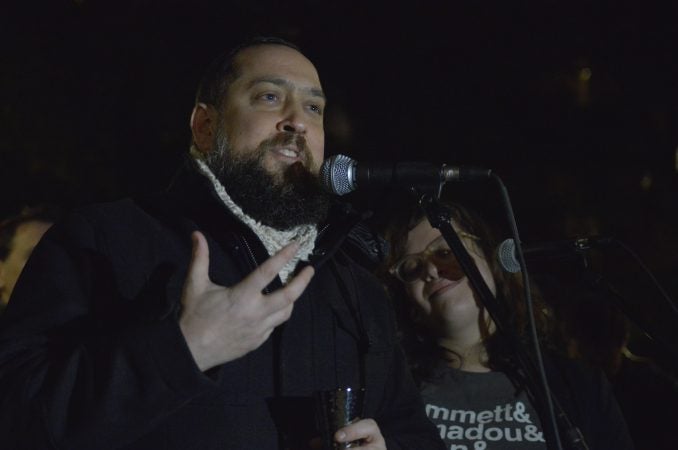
left=0, top=37, right=443, bottom=450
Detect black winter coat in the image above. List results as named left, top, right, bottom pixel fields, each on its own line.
left=0, top=163, right=445, bottom=450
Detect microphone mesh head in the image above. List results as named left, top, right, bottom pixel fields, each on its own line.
left=319, top=154, right=355, bottom=195
left=497, top=238, right=521, bottom=273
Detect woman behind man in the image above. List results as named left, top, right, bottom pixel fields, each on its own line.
left=381, top=201, right=634, bottom=450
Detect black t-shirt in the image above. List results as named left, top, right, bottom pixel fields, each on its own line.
left=420, top=367, right=548, bottom=450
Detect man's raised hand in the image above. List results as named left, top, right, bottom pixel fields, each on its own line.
left=179, top=231, right=315, bottom=371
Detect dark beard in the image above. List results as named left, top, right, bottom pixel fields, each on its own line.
left=206, top=131, right=331, bottom=230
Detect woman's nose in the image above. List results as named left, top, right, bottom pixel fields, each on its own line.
left=421, top=259, right=439, bottom=282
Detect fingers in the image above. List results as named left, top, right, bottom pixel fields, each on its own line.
left=257, top=265, right=315, bottom=329
left=185, top=231, right=210, bottom=293
left=239, top=242, right=301, bottom=296
left=185, top=235, right=314, bottom=329
left=270, top=265, right=315, bottom=307
left=335, top=419, right=385, bottom=449
left=281, top=265, right=315, bottom=301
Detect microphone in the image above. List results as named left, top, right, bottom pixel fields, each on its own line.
left=320, top=154, right=492, bottom=195
left=497, top=236, right=615, bottom=273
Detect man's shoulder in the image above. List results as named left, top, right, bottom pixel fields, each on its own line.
left=67, top=159, right=210, bottom=229
left=49, top=193, right=187, bottom=251
left=74, top=197, right=145, bottom=219
left=68, top=195, right=169, bottom=230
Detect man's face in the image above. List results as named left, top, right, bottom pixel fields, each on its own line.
left=218, top=44, right=326, bottom=177
left=0, top=220, right=52, bottom=305
left=197, top=44, right=331, bottom=230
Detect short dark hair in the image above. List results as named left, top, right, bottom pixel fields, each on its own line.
left=0, top=205, right=64, bottom=260
left=195, top=36, right=301, bottom=110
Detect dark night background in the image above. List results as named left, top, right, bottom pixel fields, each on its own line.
left=2, top=1, right=678, bottom=448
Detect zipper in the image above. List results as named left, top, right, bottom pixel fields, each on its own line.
left=317, top=223, right=330, bottom=240
left=239, top=234, right=273, bottom=294
left=238, top=234, right=285, bottom=408
left=311, top=223, right=331, bottom=259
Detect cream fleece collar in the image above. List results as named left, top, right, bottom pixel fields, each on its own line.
left=191, top=150, right=317, bottom=283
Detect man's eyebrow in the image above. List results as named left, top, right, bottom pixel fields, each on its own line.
left=248, top=77, right=326, bottom=100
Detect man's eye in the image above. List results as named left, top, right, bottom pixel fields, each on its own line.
left=258, top=93, right=279, bottom=102
left=308, top=104, right=323, bottom=115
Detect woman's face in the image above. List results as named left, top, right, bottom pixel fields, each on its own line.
left=401, top=219, right=497, bottom=337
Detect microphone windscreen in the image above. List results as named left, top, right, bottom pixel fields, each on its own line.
left=320, top=154, right=355, bottom=195
left=497, top=238, right=521, bottom=273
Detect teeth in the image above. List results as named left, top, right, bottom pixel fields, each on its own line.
left=278, top=148, right=298, bottom=158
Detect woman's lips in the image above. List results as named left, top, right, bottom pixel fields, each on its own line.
left=427, top=279, right=463, bottom=299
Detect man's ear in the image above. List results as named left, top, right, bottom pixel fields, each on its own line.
left=190, top=103, right=217, bottom=154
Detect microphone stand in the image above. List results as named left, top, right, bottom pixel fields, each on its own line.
left=417, top=192, right=589, bottom=450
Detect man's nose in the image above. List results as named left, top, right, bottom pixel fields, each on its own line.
left=277, top=102, right=306, bottom=134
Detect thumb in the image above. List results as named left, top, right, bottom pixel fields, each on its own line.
left=185, top=231, right=210, bottom=292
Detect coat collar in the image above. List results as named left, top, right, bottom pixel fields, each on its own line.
left=164, top=158, right=374, bottom=274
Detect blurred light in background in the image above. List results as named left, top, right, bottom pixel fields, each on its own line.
left=575, top=67, right=592, bottom=107
left=578, top=67, right=592, bottom=82
left=640, top=171, right=653, bottom=191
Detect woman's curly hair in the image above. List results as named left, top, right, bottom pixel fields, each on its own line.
left=380, top=201, right=553, bottom=382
